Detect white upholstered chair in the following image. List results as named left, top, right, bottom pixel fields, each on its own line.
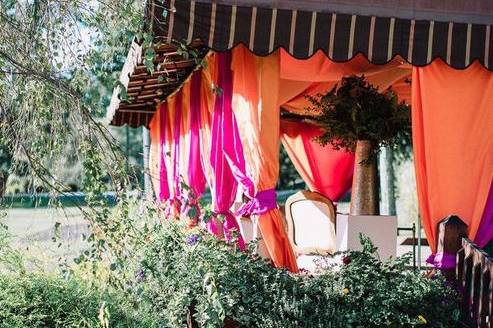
left=285, top=191, right=338, bottom=271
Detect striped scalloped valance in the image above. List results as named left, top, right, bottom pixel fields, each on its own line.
left=161, top=0, right=493, bottom=70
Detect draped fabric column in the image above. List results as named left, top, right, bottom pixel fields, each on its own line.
left=231, top=45, right=298, bottom=272
left=174, top=72, right=208, bottom=220
left=280, top=120, right=355, bottom=202
left=219, top=53, right=255, bottom=199
left=412, top=60, right=493, bottom=263
left=151, top=88, right=192, bottom=216
left=148, top=103, right=165, bottom=199
left=208, top=52, right=245, bottom=248
left=157, top=94, right=180, bottom=215
left=197, top=54, right=215, bottom=188
left=172, top=92, right=183, bottom=198
left=158, top=103, right=171, bottom=201
left=188, top=72, right=207, bottom=197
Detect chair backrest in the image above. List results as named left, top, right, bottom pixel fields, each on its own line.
left=285, top=190, right=336, bottom=256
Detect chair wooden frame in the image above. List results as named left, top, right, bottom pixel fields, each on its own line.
left=285, top=190, right=336, bottom=256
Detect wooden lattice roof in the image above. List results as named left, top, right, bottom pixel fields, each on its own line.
left=107, top=40, right=205, bottom=127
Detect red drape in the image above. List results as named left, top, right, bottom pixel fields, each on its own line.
left=412, top=60, right=493, bottom=253
left=280, top=120, right=355, bottom=201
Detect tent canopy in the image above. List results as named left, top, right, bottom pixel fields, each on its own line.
left=164, top=1, right=493, bottom=25
left=108, top=0, right=492, bottom=127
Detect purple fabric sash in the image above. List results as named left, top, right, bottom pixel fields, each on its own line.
left=158, top=103, right=170, bottom=201
left=475, top=181, right=493, bottom=247
left=236, top=189, right=278, bottom=217
left=426, top=252, right=457, bottom=270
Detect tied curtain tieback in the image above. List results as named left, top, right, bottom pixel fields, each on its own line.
left=426, top=252, right=456, bottom=270
left=236, top=189, right=278, bottom=217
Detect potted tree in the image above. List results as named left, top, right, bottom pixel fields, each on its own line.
left=307, top=75, right=410, bottom=258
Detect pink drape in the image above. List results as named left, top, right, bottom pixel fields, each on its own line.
left=280, top=120, right=355, bottom=201
left=149, top=74, right=208, bottom=220
left=158, top=103, right=170, bottom=201
left=209, top=52, right=245, bottom=248
left=172, top=92, right=183, bottom=197
left=188, top=72, right=207, bottom=197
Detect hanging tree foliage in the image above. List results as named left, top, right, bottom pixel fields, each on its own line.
left=307, top=75, right=411, bottom=160
left=0, top=0, right=158, bottom=279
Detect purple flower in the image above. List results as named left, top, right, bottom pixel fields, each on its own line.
left=186, top=234, right=200, bottom=246
left=342, top=256, right=352, bottom=265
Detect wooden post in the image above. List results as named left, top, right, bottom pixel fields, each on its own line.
left=455, top=237, right=493, bottom=326
left=436, top=215, right=468, bottom=280
left=485, top=264, right=493, bottom=328
left=477, top=265, right=491, bottom=327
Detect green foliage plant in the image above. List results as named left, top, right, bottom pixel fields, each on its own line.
left=0, top=273, right=158, bottom=328
left=135, top=220, right=461, bottom=328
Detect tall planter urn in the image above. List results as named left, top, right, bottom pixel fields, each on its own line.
left=308, top=75, right=409, bottom=257
left=350, top=140, right=379, bottom=216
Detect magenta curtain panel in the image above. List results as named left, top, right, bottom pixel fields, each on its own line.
left=475, top=183, right=493, bottom=248
left=209, top=52, right=246, bottom=249
left=187, top=72, right=207, bottom=198
left=158, top=103, right=170, bottom=201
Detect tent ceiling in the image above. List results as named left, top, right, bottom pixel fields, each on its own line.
left=107, top=0, right=493, bottom=127
left=190, top=1, right=493, bottom=25
left=161, top=0, right=492, bottom=69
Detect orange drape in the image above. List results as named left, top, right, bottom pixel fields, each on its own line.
left=198, top=54, right=216, bottom=188
left=178, top=82, right=192, bottom=189
left=412, top=60, right=493, bottom=252
left=148, top=77, right=197, bottom=200
left=148, top=106, right=161, bottom=197
left=231, top=46, right=298, bottom=271
left=279, top=50, right=412, bottom=114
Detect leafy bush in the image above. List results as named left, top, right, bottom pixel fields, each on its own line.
left=0, top=273, right=157, bottom=328
left=0, top=202, right=461, bottom=328
left=312, top=236, right=461, bottom=328
left=135, top=221, right=461, bottom=328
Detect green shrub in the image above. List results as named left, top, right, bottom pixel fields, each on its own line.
left=0, top=203, right=461, bottom=328
left=135, top=222, right=461, bottom=328
left=0, top=273, right=156, bottom=328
